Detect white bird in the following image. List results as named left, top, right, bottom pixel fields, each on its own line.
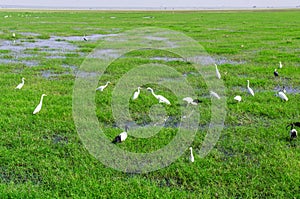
left=12, top=32, right=15, bottom=38
left=234, top=95, right=242, bottom=102
left=278, top=91, right=288, bottom=101
left=290, top=128, right=297, bottom=139
left=247, top=80, right=254, bottom=96
left=147, top=87, right=171, bottom=105
left=189, top=147, right=194, bottom=163
left=132, top=87, right=141, bottom=100
left=279, top=61, right=282, bottom=69
left=15, top=77, right=25, bottom=89
left=33, top=94, right=47, bottom=114
left=96, top=81, right=110, bottom=91
left=215, top=64, right=221, bottom=79
left=183, top=97, right=198, bottom=105
left=210, top=91, right=220, bottom=99
left=112, top=126, right=128, bottom=143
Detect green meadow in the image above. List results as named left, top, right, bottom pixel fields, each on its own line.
left=0, top=9, right=300, bottom=198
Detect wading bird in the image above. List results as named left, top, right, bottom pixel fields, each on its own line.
left=215, top=64, right=221, bottom=79
left=183, top=97, right=199, bottom=105
left=15, top=77, right=25, bottom=89
left=189, top=147, right=194, bottom=163
left=274, top=69, right=279, bottom=77
left=112, top=125, right=128, bottom=143
left=83, top=34, right=87, bottom=41
left=33, top=94, right=47, bottom=114
left=278, top=90, right=288, bottom=101
left=96, top=81, right=110, bottom=91
left=147, top=87, right=171, bottom=105
left=234, top=95, right=242, bottom=102
left=132, top=87, right=141, bottom=100
left=12, top=32, right=15, bottom=38
left=290, top=128, right=297, bottom=139
left=210, top=91, right=220, bottom=99
left=279, top=61, right=282, bottom=69
left=247, top=80, right=254, bottom=96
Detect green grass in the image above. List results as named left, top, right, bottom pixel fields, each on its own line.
left=0, top=9, right=300, bottom=198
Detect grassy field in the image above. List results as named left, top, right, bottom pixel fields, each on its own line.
left=0, top=9, right=300, bottom=198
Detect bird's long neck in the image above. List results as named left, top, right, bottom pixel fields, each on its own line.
left=190, top=148, right=193, bottom=155
left=40, top=96, right=44, bottom=104
left=22, top=79, right=25, bottom=84
left=247, top=81, right=250, bottom=87
left=105, top=82, right=109, bottom=87
left=137, top=87, right=140, bottom=93
left=150, top=89, right=157, bottom=98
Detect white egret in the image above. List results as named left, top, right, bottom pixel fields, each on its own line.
left=183, top=97, right=198, bottom=105
left=112, top=126, right=128, bottom=143
left=12, top=32, right=15, bottom=38
left=278, top=91, right=288, bottom=101
left=210, top=91, right=220, bottom=99
left=234, top=95, right=242, bottom=102
left=147, top=87, right=171, bottom=105
left=279, top=61, right=282, bottom=69
left=15, top=77, right=25, bottom=89
left=215, top=64, right=221, bottom=79
left=33, top=94, right=47, bottom=114
left=132, top=87, right=141, bottom=100
left=96, top=81, right=110, bottom=91
left=247, top=80, right=254, bottom=96
left=274, top=69, right=279, bottom=77
left=189, top=147, right=194, bottom=163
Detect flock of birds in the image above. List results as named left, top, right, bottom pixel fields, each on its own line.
left=15, top=77, right=47, bottom=114
left=93, top=61, right=297, bottom=163
left=14, top=42, right=297, bottom=162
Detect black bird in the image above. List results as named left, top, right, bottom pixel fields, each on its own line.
left=83, top=34, right=87, bottom=41
left=274, top=69, right=279, bottom=77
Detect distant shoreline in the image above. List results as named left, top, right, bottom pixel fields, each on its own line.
left=1, top=5, right=299, bottom=11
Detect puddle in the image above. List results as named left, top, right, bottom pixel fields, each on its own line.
left=149, top=57, right=184, bottom=62
left=62, top=64, right=78, bottom=71
left=0, top=58, right=39, bottom=67
left=0, top=33, right=119, bottom=67
left=274, top=85, right=300, bottom=94
left=41, top=70, right=71, bottom=79
left=89, top=49, right=122, bottom=59
left=75, top=71, right=99, bottom=78
left=192, top=55, right=245, bottom=66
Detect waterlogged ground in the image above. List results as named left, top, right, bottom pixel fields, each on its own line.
left=0, top=10, right=300, bottom=198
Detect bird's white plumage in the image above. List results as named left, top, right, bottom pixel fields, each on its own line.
left=183, top=97, right=198, bottom=105
left=147, top=87, right=171, bottom=105
left=210, top=91, right=220, bottom=99
left=119, top=131, right=128, bottom=142
left=278, top=91, right=288, bottom=101
left=33, top=94, right=47, bottom=114
left=15, top=77, right=25, bottom=89
left=234, top=95, right=242, bottom=102
left=290, top=129, right=297, bottom=139
left=132, top=87, right=141, bottom=100
left=279, top=61, right=282, bottom=69
left=12, top=32, right=15, bottom=38
left=215, top=64, right=221, bottom=79
left=189, top=147, right=194, bottom=163
left=247, top=80, right=254, bottom=96
left=96, top=81, right=110, bottom=91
